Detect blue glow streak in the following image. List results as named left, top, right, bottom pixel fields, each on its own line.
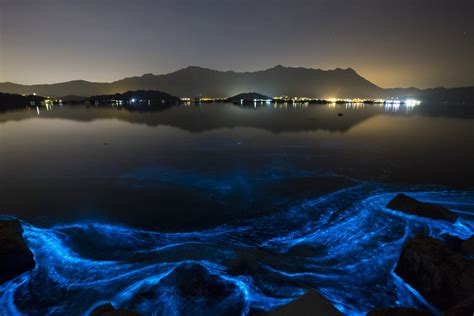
left=0, top=185, right=472, bottom=315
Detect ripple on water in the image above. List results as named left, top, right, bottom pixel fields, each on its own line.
left=1, top=185, right=473, bottom=316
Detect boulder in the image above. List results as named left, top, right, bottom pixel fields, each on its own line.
left=460, top=235, right=474, bottom=257
left=394, top=235, right=474, bottom=310
left=445, top=296, right=474, bottom=316
left=440, top=234, right=474, bottom=257
left=366, top=307, right=433, bottom=316
left=386, top=194, right=457, bottom=222
left=122, top=262, right=246, bottom=315
left=163, top=263, right=243, bottom=301
left=263, top=289, right=342, bottom=316
left=0, top=219, right=36, bottom=284
left=89, top=303, right=141, bottom=316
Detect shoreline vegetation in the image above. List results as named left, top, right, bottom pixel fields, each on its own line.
left=2, top=83, right=473, bottom=112
left=1, top=90, right=425, bottom=112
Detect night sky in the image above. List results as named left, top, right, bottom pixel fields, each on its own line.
left=0, top=0, right=472, bottom=88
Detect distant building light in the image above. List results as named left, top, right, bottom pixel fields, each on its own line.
left=405, top=99, right=421, bottom=106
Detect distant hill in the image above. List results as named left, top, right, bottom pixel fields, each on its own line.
left=227, top=92, right=271, bottom=102
left=89, top=90, right=179, bottom=105
left=0, top=92, right=46, bottom=110
left=0, top=66, right=383, bottom=98
left=0, top=66, right=473, bottom=102
left=61, top=95, right=87, bottom=103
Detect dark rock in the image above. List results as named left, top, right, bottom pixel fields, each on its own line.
left=162, top=263, right=239, bottom=299
left=439, top=234, right=474, bottom=257
left=0, top=219, right=36, bottom=284
left=124, top=262, right=246, bottom=315
left=337, top=113, right=343, bottom=116
left=89, top=303, right=141, bottom=316
left=366, top=307, right=433, bottom=316
left=445, top=296, right=474, bottom=316
left=386, top=193, right=457, bottom=222
left=441, top=234, right=464, bottom=253
left=394, top=235, right=474, bottom=310
left=460, top=235, right=474, bottom=256
left=262, top=289, right=342, bottom=316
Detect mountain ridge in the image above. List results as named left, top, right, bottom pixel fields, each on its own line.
left=0, top=66, right=471, bottom=101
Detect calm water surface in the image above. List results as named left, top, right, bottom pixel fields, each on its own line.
left=1, top=103, right=473, bottom=229
left=0, top=103, right=473, bottom=315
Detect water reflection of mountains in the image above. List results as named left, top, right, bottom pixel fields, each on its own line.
left=1, top=103, right=474, bottom=134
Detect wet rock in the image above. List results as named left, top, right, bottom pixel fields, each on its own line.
left=440, top=234, right=464, bottom=253
left=366, top=307, right=433, bottom=316
left=125, top=262, right=246, bottom=315
left=386, top=193, right=457, bottom=222
left=263, top=289, right=342, bottom=316
left=445, top=296, right=474, bottom=316
left=89, top=303, right=141, bottom=316
left=460, top=235, right=474, bottom=256
left=0, top=219, right=36, bottom=284
left=162, top=263, right=241, bottom=299
left=394, top=235, right=474, bottom=310
left=440, top=234, right=474, bottom=257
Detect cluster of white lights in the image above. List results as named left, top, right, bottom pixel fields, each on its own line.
left=405, top=99, right=421, bottom=106
left=384, top=99, right=421, bottom=106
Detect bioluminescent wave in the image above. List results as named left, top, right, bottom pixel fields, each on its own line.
left=1, top=184, right=473, bottom=316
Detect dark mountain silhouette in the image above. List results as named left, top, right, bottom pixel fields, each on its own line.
left=61, top=95, right=87, bottom=103
left=0, top=66, right=473, bottom=102
left=0, top=92, right=46, bottom=110
left=0, top=66, right=383, bottom=98
left=89, top=90, right=179, bottom=105
left=227, top=92, right=271, bottom=102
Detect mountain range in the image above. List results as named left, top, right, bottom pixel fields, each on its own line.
left=0, top=66, right=473, bottom=102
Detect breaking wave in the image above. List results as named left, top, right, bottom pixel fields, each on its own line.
left=1, top=184, right=473, bottom=315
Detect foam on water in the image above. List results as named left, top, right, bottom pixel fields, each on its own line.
left=1, top=184, right=473, bottom=315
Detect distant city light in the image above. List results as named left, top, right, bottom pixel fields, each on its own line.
left=405, top=99, right=421, bottom=106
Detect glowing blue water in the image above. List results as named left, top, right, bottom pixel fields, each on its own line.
left=1, top=184, right=473, bottom=315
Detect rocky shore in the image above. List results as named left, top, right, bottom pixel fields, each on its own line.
left=1, top=193, right=473, bottom=316
left=368, top=194, right=474, bottom=316
left=0, top=219, right=35, bottom=284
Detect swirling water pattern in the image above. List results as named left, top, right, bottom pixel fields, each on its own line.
left=1, top=183, right=473, bottom=316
